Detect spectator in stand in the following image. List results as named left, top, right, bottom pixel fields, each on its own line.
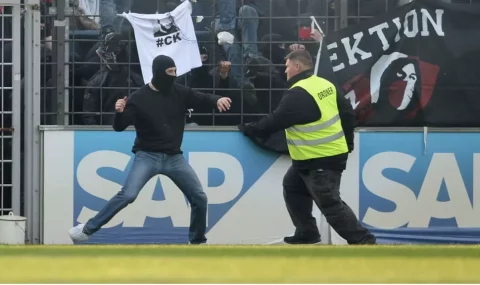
left=262, top=0, right=329, bottom=41
left=212, top=0, right=329, bottom=117
left=213, top=0, right=266, bottom=104
left=72, top=0, right=100, bottom=31
left=258, top=33, right=290, bottom=84
left=95, top=0, right=133, bottom=70
left=83, top=42, right=144, bottom=125
left=244, top=54, right=286, bottom=115
left=290, top=29, right=323, bottom=66
left=176, top=45, right=231, bottom=126
left=250, top=29, right=324, bottom=114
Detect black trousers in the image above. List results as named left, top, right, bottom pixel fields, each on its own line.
left=283, top=166, right=376, bottom=244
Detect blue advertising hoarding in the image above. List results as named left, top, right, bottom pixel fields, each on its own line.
left=42, top=129, right=480, bottom=245
left=359, top=131, right=480, bottom=244
left=72, top=130, right=284, bottom=244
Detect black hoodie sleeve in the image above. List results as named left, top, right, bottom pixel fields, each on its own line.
left=335, top=83, right=355, bottom=152
left=243, top=87, right=321, bottom=138
left=112, top=102, right=136, bottom=132
left=176, top=84, right=222, bottom=110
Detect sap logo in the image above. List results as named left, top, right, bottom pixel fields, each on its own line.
left=361, top=152, right=480, bottom=229
left=75, top=150, right=243, bottom=228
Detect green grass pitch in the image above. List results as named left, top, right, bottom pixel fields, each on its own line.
left=1, top=245, right=479, bottom=283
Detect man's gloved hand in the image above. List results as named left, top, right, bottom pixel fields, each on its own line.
left=348, top=143, right=354, bottom=153
left=344, top=131, right=354, bottom=153
left=238, top=122, right=255, bottom=137
left=237, top=123, right=246, bottom=133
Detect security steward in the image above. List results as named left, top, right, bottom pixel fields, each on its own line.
left=239, top=50, right=376, bottom=245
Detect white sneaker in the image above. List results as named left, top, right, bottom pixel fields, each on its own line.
left=217, top=31, right=234, bottom=45
left=68, top=223, right=90, bottom=243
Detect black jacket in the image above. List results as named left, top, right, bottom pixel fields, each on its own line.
left=113, top=83, right=222, bottom=154
left=240, top=70, right=354, bottom=171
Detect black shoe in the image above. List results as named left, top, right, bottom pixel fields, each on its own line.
left=357, top=237, right=377, bottom=245
left=284, top=234, right=321, bottom=245
left=189, top=239, right=207, bottom=245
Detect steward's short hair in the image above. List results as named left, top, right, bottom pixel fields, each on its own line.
left=285, top=50, right=314, bottom=69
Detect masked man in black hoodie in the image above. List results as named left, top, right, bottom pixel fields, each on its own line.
left=69, top=55, right=232, bottom=245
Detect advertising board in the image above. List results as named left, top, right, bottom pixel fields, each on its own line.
left=354, top=131, right=480, bottom=244
left=332, top=132, right=480, bottom=244
left=43, top=129, right=480, bottom=244
left=42, top=130, right=334, bottom=244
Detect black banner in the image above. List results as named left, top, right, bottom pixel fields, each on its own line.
left=328, top=0, right=480, bottom=127
left=239, top=0, right=480, bottom=153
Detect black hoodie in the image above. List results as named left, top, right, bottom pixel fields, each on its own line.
left=113, top=83, right=222, bottom=154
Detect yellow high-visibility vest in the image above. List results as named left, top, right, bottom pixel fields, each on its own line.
left=285, top=75, right=348, bottom=161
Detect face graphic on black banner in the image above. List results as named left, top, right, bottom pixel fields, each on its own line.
left=344, top=52, right=439, bottom=124
left=380, top=58, right=421, bottom=112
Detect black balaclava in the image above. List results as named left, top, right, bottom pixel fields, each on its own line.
left=260, top=34, right=286, bottom=65
left=151, top=55, right=176, bottom=93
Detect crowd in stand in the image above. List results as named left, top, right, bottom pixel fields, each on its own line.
left=0, top=0, right=477, bottom=127
left=52, top=0, right=331, bottom=126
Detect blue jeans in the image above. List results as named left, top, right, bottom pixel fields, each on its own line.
left=100, top=0, right=132, bottom=34
left=215, top=0, right=237, bottom=33
left=215, top=1, right=259, bottom=88
left=84, top=151, right=208, bottom=243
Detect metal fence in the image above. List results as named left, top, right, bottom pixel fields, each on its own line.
left=0, top=0, right=40, bottom=243
left=40, top=0, right=413, bottom=128
left=0, top=2, right=21, bottom=219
